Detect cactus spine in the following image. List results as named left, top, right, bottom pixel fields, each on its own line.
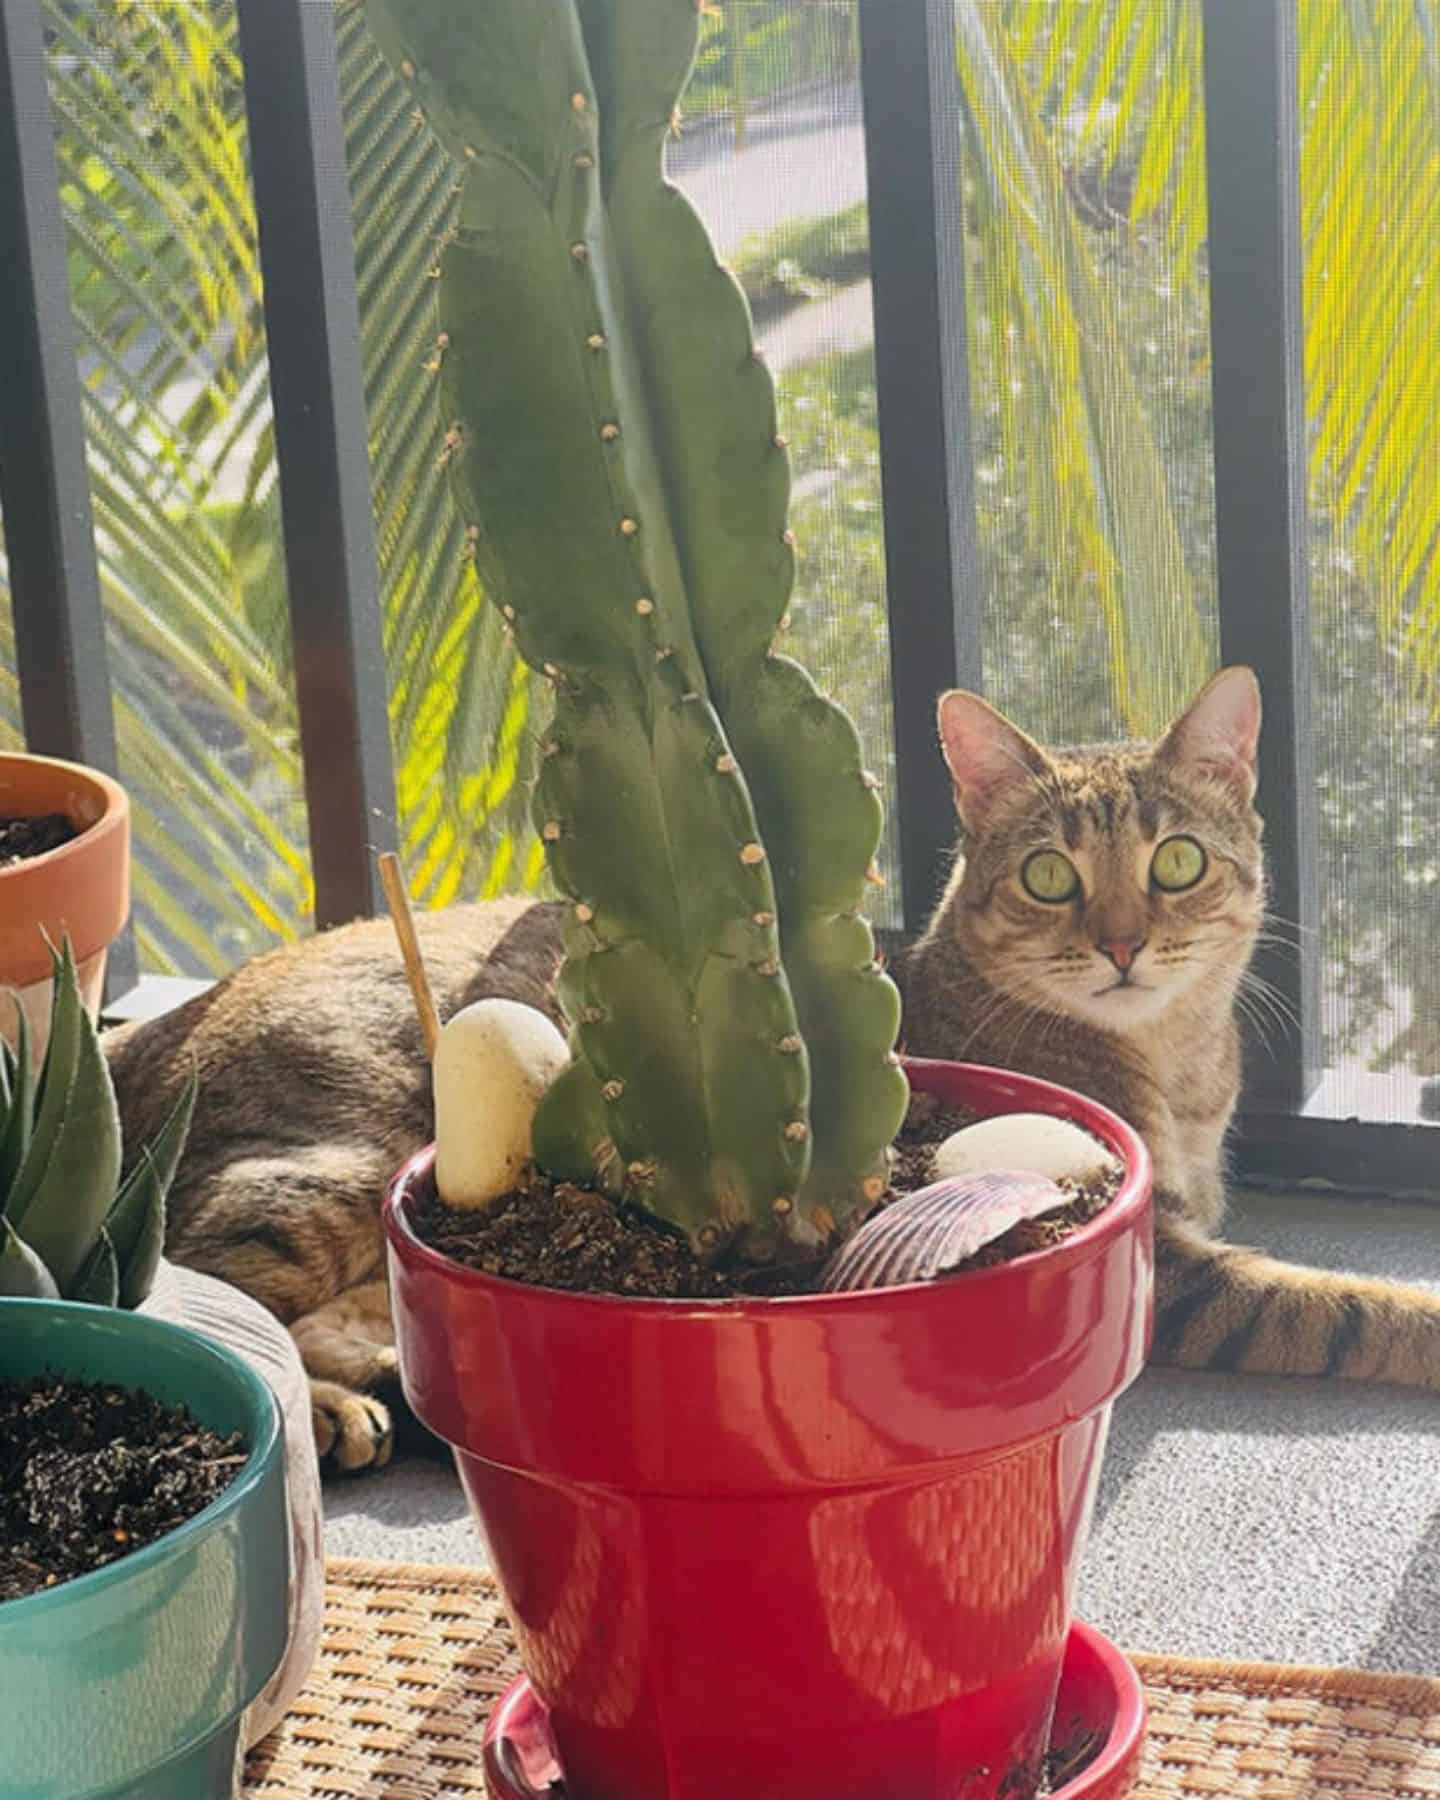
left=366, top=0, right=908, bottom=1252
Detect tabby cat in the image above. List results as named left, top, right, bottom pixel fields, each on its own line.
left=103, top=666, right=1440, bottom=1473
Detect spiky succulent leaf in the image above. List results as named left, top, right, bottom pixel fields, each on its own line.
left=5, top=941, right=86, bottom=1230
left=0, top=940, right=182, bottom=1307
left=70, top=1228, right=121, bottom=1308
left=0, top=1216, right=60, bottom=1300
left=10, top=958, right=123, bottom=1293
left=0, top=1031, right=14, bottom=1201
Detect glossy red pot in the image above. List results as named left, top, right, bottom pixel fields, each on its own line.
left=384, top=1058, right=1154, bottom=1800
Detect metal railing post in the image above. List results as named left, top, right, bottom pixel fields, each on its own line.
left=857, top=0, right=983, bottom=932
left=1201, top=0, right=1322, bottom=1110
left=0, top=0, right=120, bottom=772
left=234, top=0, right=397, bottom=928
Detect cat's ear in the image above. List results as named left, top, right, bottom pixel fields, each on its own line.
left=937, top=691, right=1052, bottom=828
left=1158, top=666, right=1262, bottom=795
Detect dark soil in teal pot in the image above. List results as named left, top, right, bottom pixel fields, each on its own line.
left=1, top=1376, right=249, bottom=1602
left=0, top=1298, right=289, bottom=1798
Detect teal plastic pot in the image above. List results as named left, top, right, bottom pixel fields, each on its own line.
left=0, top=1299, right=290, bottom=1799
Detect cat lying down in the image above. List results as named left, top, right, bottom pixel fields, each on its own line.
left=104, top=669, right=1440, bottom=1472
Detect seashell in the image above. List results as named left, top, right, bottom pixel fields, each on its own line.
left=933, top=1113, right=1119, bottom=1186
left=822, top=1171, right=1070, bottom=1293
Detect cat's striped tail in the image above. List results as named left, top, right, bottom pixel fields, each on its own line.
left=1153, top=1215, right=1440, bottom=1390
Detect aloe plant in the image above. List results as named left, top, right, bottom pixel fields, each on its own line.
left=0, top=942, right=195, bottom=1306
left=363, top=0, right=908, bottom=1256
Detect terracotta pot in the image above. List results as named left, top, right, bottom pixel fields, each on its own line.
left=384, top=1057, right=1155, bottom=1800
left=0, top=751, right=131, bottom=1062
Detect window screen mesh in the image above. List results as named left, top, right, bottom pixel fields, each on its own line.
left=1298, top=9, right=1440, bottom=1124
left=957, top=2, right=1221, bottom=747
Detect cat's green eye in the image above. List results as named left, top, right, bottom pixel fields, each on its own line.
left=1151, top=834, right=1207, bottom=892
left=1021, top=849, right=1081, bottom=904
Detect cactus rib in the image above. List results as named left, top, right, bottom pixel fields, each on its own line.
left=589, top=12, right=907, bottom=1227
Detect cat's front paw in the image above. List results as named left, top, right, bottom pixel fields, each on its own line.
left=310, top=1379, right=395, bottom=1474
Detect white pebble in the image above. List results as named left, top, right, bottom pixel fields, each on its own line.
left=434, top=1000, right=570, bottom=1210
left=933, top=1113, right=1119, bottom=1186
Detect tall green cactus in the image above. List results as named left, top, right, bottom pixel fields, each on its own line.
left=365, top=0, right=908, bottom=1253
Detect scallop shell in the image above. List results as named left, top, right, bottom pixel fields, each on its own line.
left=821, top=1171, right=1070, bottom=1293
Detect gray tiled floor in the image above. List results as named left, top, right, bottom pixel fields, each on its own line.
left=325, top=1186, right=1440, bottom=1674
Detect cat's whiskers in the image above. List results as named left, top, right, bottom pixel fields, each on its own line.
left=974, top=957, right=1085, bottom=1060
left=1251, top=929, right=1309, bottom=962
left=938, top=981, right=1025, bottom=1059
left=951, top=979, right=1052, bottom=1060
left=1000, top=987, right=1064, bottom=1064
left=1232, top=987, right=1284, bottom=1052
left=1194, top=928, right=1296, bottom=1014
left=1237, top=968, right=1301, bottom=1036
left=1260, top=907, right=1320, bottom=942
left=1030, top=988, right=1078, bottom=1059
left=1170, top=947, right=1291, bottom=1050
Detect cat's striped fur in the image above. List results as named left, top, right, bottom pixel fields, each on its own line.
left=102, top=667, right=1440, bottom=1471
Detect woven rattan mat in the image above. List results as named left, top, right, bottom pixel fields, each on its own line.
left=243, top=1558, right=1440, bottom=1798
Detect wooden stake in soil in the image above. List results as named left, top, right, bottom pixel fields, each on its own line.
left=378, top=851, right=441, bottom=1061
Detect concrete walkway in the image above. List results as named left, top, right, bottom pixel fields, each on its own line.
left=759, top=278, right=874, bottom=373
left=668, top=83, right=868, bottom=260
left=326, top=1183, right=1440, bottom=1675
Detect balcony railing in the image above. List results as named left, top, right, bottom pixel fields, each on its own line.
left=1, top=0, right=1435, bottom=1196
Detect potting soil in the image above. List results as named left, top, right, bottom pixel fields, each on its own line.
left=413, top=1094, right=1120, bottom=1300
left=0, top=1376, right=246, bottom=1602
left=413, top=1176, right=733, bottom=1299
left=0, top=813, right=78, bottom=868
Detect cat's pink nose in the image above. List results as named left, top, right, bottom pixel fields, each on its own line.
left=1099, top=936, right=1146, bottom=972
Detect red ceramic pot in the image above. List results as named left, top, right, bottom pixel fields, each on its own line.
left=384, top=1058, right=1154, bottom=1800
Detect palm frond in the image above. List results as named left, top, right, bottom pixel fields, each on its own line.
left=988, top=0, right=1440, bottom=718
left=956, top=2, right=1214, bottom=739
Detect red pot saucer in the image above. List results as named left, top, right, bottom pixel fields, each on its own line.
left=481, top=1618, right=1146, bottom=1800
